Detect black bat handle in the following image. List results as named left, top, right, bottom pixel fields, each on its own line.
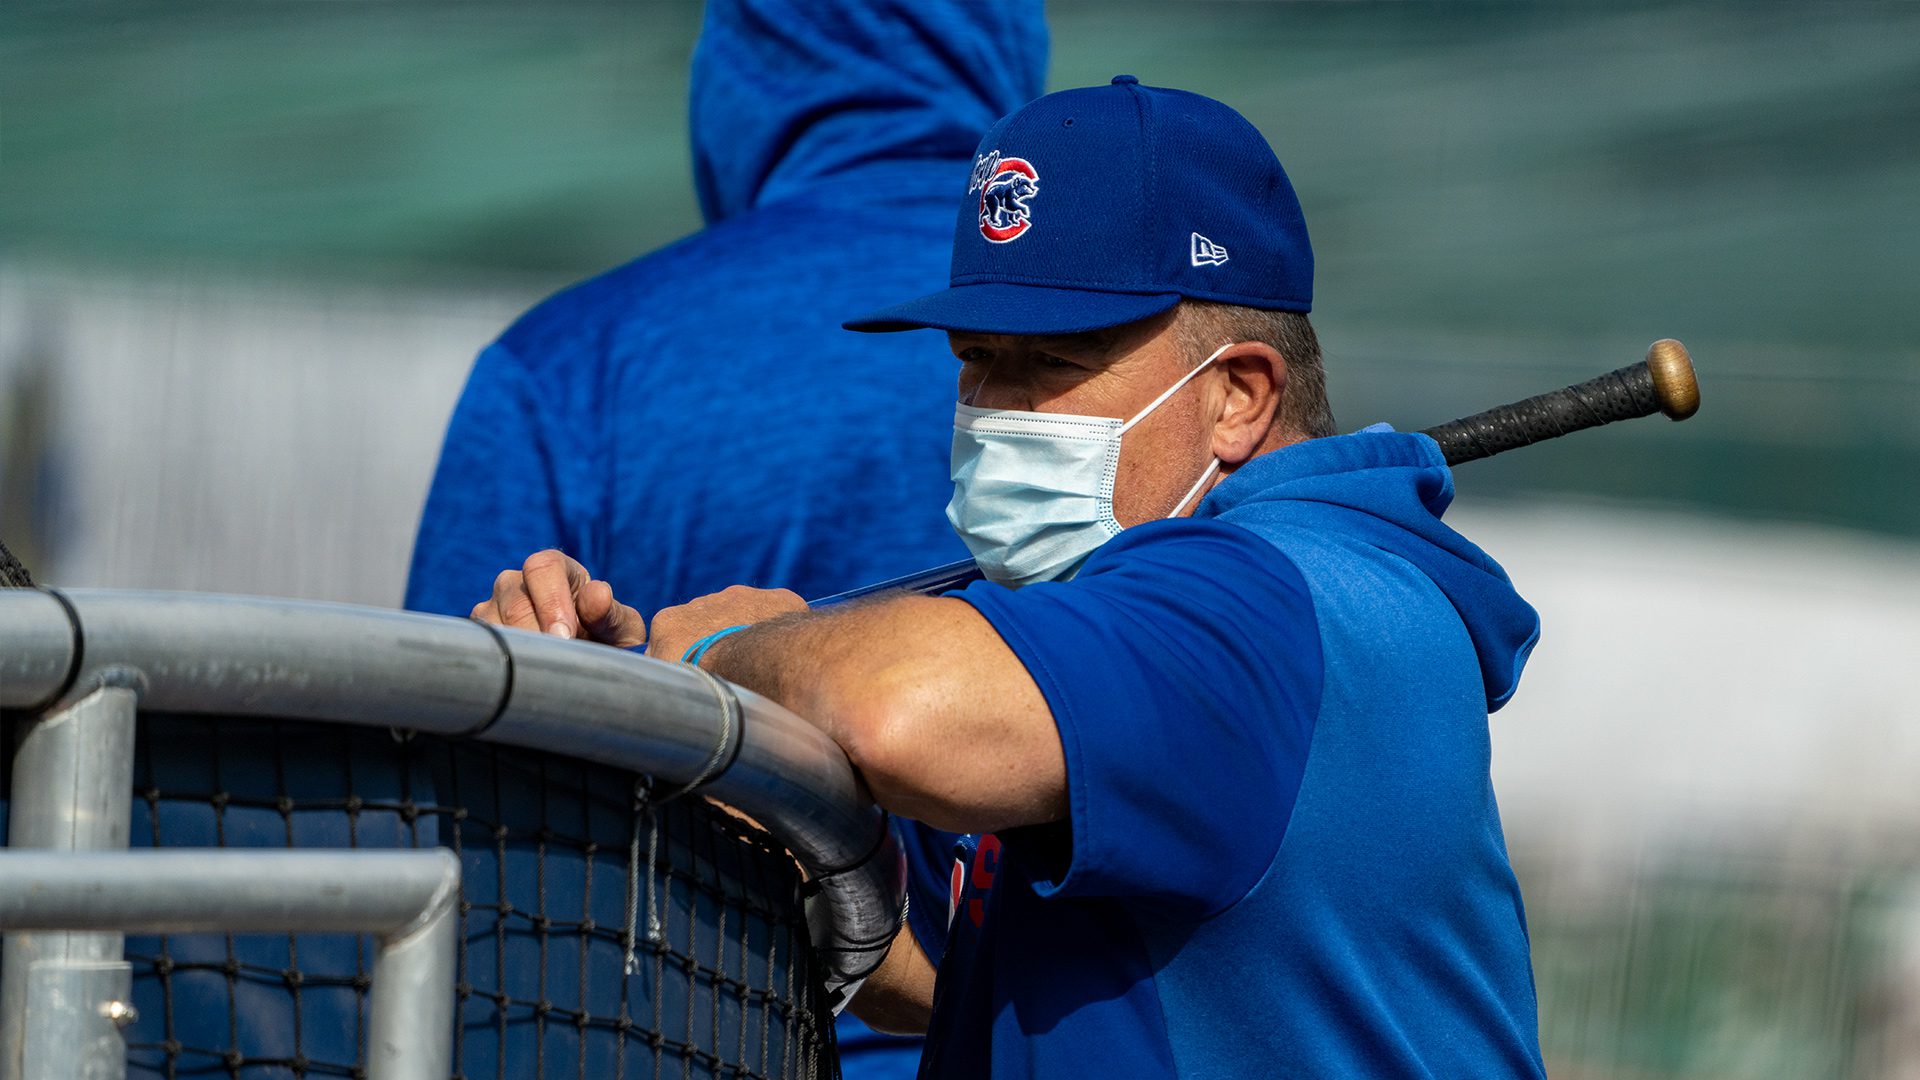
left=1420, top=339, right=1699, bottom=467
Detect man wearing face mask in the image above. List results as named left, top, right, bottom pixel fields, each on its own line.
left=478, top=78, right=1547, bottom=1078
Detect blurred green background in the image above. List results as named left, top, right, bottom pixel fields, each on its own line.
left=5, top=1, right=1917, bottom=536
left=4, top=4, right=1919, bottom=1078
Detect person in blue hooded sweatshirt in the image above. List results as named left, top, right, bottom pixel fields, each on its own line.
left=406, top=1, right=1046, bottom=1074
left=408, top=0, right=1045, bottom=622
left=479, top=79, right=1549, bottom=1077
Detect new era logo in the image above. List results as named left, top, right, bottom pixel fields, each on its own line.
left=1190, top=232, right=1229, bottom=267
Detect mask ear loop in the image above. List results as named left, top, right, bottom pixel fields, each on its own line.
left=1120, top=341, right=1231, bottom=517
left=1117, top=341, right=1234, bottom=434
left=1168, top=457, right=1222, bottom=518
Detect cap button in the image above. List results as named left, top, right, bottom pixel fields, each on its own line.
left=1110, top=74, right=1139, bottom=86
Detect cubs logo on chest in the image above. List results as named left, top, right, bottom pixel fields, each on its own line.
left=949, top=833, right=1002, bottom=929
left=968, top=151, right=1039, bottom=244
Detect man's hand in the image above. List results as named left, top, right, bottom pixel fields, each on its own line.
left=645, top=585, right=808, bottom=662
left=471, top=549, right=648, bottom=648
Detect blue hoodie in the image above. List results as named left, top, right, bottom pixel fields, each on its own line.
left=931, top=430, right=1545, bottom=1077
left=405, top=2, right=1045, bottom=1074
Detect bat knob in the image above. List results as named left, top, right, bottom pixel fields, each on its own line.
left=1646, top=339, right=1700, bottom=420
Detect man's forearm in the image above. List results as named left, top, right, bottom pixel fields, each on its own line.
left=699, top=597, right=902, bottom=752
left=694, top=593, right=1067, bottom=834
left=848, top=922, right=939, bottom=1035
left=485, top=551, right=1059, bottom=827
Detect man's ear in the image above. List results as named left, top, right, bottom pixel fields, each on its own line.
left=1209, top=342, right=1286, bottom=466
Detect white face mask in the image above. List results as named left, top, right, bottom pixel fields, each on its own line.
left=946, top=343, right=1229, bottom=588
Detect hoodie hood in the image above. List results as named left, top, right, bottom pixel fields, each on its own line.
left=1201, top=428, right=1540, bottom=712
left=690, top=0, right=1049, bottom=223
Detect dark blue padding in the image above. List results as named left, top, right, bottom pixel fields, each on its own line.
left=79, top=714, right=830, bottom=1079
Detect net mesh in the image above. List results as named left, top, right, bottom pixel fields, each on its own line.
left=1, top=711, right=838, bottom=1080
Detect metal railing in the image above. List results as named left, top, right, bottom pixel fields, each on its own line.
left=0, top=849, right=460, bottom=1080
left=0, top=587, right=903, bottom=1079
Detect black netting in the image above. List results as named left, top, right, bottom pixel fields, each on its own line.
left=2, top=712, right=838, bottom=1080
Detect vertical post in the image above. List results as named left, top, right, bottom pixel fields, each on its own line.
left=0, top=686, right=138, bottom=1080
left=366, top=869, right=459, bottom=1080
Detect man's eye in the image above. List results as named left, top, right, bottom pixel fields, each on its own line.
left=1035, top=353, right=1077, bottom=370
left=956, top=347, right=992, bottom=365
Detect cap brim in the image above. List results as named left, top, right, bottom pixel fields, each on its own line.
left=843, top=282, right=1182, bottom=336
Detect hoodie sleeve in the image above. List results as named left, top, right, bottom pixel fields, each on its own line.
left=404, top=342, right=593, bottom=618
left=950, top=517, right=1322, bottom=919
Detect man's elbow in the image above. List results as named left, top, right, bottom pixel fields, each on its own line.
left=829, top=670, right=980, bottom=833
left=829, top=668, right=1060, bottom=835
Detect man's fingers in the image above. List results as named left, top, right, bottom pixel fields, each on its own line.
left=474, top=566, right=644, bottom=649
left=522, top=549, right=588, bottom=638
left=576, top=577, right=622, bottom=628
left=578, top=579, right=649, bottom=649
left=606, top=602, right=649, bottom=649
left=476, top=552, right=642, bottom=647
left=489, top=569, right=541, bottom=631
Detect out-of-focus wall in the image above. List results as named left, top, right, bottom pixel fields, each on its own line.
left=0, top=266, right=532, bottom=603
left=1478, top=505, right=1920, bottom=841
left=1474, top=505, right=1920, bottom=1078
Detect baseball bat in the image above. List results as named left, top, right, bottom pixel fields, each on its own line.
left=813, top=339, right=1699, bottom=605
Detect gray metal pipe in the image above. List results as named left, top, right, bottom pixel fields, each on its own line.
left=0, top=588, right=902, bottom=1002
left=0, top=685, right=138, bottom=1080
left=0, top=850, right=460, bottom=1080
left=0, top=850, right=458, bottom=935
left=0, top=589, right=70, bottom=708
left=0, top=589, right=509, bottom=732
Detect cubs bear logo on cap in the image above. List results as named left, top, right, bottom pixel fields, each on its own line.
left=970, top=151, right=1039, bottom=244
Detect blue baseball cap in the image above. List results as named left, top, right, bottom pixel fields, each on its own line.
left=845, top=75, right=1312, bottom=336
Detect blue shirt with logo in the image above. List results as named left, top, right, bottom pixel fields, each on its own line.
left=919, top=430, right=1546, bottom=1078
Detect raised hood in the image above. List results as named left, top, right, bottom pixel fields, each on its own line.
left=690, top=0, right=1049, bottom=223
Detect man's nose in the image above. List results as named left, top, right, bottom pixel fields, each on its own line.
left=959, top=369, right=1030, bottom=410
left=963, top=382, right=1033, bottom=410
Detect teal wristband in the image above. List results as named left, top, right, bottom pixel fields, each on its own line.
left=681, top=624, right=750, bottom=666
